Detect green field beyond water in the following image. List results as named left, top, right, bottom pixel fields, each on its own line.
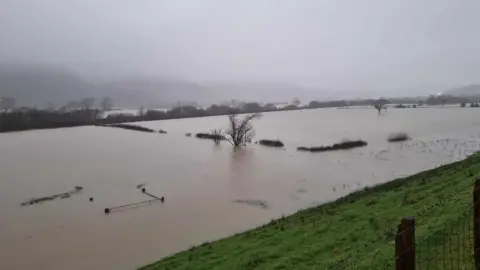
left=141, top=154, right=480, bottom=270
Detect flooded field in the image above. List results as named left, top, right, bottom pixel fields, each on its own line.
left=1, top=107, right=480, bottom=270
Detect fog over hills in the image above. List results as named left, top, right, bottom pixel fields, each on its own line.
left=96, top=78, right=212, bottom=108
left=445, top=85, right=480, bottom=97
left=0, top=65, right=298, bottom=107
left=0, top=64, right=328, bottom=107
left=0, top=64, right=211, bottom=108
left=0, top=64, right=95, bottom=107
left=2, top=63, right=480, bottom=108
left=1, top=1, right=479, bottom=108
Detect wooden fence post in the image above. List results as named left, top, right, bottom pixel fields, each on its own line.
left=396, top=217, right=416, bottom=270
left=473, top=178, right=480, bottom=268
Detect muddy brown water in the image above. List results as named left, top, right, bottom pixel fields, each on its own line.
left=1, top=107, right=480, bottom=270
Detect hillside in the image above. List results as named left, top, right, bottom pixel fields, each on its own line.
left=97, top=78, right=214, bottom=108
left=0, top=64, right=214, bottom=108
left=0, top=64, right=311, bottom=108
left=0, top=64, right=95, bottom=107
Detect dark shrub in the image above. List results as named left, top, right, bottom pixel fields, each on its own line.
left=258, top=139, right=284, bottom=147
left=100, top=124, right=155, bottom=133
left=387, top=132, right=410, bottom=142
left=196, top=133, right=226, bottom=141
left=297, top=140, right=367, bottom=152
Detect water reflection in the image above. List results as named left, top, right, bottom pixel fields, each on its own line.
left=229, top=146, right=255, bottom=173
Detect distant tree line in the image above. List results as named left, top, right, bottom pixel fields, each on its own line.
left=0, top=109, right=99, bottom=132
left=0, top=96, right=113, bottom=132
left=1, top=94, right=480, bottom=133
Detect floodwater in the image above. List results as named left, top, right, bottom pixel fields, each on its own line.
left=1, top=107, right=480, bottom=270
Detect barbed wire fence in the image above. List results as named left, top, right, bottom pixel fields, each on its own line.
left=330, top=177, right=480, bottom=269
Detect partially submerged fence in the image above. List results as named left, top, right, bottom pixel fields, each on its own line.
left=104, top=188, right=164, bottom=214
left=334, top=178, right=480, bottom=269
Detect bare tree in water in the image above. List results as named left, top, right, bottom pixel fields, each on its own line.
left=225, top=113, right=261, bottom=147
left=373, top=104, right=385, bottom=114
left=210, top=129, right=224, bottom=144
left=372, top=99, right=389, bottom=115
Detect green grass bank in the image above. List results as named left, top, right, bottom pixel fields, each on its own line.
left=140, top=154, right=480, bottom=270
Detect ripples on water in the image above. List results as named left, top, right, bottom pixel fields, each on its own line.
left=1, top=107, right=480, bottom=270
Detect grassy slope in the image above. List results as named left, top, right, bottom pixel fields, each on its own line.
left=141, top=154, right=480, bottom=270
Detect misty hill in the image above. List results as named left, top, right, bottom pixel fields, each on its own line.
left=98, top=78, right=212, bottom=108
left=0, top=64, right=329, bottom=108
left=444, top=85, right=480, bottom=97
left=0, top=65, right=212, bottom=108
left=0, top=64, right=95, bottom=107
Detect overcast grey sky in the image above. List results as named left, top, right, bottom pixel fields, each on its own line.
left=0, top=0, right=479, bottom=93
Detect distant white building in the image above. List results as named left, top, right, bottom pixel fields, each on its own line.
left=99, top=110, right=138, bottom=119
left=274, top=103, right=290, bottom=109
